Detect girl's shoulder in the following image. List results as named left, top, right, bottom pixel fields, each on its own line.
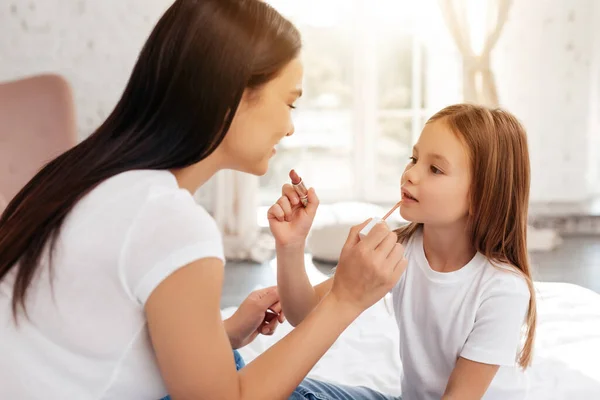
left=479, top=259, right=531, bottom=300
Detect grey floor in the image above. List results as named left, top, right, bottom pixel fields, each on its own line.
left=222, top=236, right=600, bottom=308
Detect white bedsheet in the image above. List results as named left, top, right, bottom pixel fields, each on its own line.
left=223, top=266, right=600, bottom=399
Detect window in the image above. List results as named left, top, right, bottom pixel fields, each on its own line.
left=260, top=0, right=431, bottom=205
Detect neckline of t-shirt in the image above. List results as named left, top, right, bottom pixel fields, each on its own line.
left=132, top=169, right=180, bottom=188
left=163, top=169, right=180, bottom=187
left=413, top=229, right=486, bottom=283
left=114, top=169, right=178, bottom=184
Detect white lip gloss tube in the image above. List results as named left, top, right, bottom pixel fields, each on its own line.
left=359, top=200, right=402, bottom=239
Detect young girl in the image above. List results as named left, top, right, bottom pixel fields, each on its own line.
left=269, top=103, right=537, bottom=400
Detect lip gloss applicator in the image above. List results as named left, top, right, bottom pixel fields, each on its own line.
left=358, top=200, right=402, bottom=239
left=289, top=169, right=309, bottom=207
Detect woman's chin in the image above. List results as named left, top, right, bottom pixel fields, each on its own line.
left=239, top=159, right=270, bottom=176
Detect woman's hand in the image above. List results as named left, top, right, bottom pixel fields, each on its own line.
left=224, top=286, right=285, bottom=349
left=267, top=183, right=319, bottom=248
left=330, top=219, right=408, bottom=314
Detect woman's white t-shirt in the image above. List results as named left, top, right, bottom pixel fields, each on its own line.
left=392, top=228, right=531, bottom=400
left=0, top=170, right=225, bottom=399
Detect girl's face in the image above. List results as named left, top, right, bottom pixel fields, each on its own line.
left=400, top=120, right=472, bottom=227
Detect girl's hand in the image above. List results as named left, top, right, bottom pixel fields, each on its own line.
left=267, top=183, right=319, bottom=248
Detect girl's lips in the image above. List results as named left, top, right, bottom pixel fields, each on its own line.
left=402, top=189, right=418, bottom=202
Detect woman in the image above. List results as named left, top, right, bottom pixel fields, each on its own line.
left=0, top=1, right=405, bottom=399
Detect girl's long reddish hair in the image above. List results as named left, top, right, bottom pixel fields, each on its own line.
left=395, top=104, right=536, bottom=369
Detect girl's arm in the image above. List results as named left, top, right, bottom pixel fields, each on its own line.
left=443, top=272, right=531, bottom=399
left=442, top=358, right=500, bottom=400
left=270, top=183, right=398, bottom=327
left=275, top=243, right=333, bottom=327
left=268, top=184, right=333, bottom=327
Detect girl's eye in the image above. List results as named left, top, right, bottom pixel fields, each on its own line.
left=408, top=156, right=417, bottom=164
left=288, top=105, right=296, bottom=110
left=431, top=165, right=443, bottom=175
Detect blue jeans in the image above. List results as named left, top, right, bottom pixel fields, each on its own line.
left=162, top=350, right=400, bottom=400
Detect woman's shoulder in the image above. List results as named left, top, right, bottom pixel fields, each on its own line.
left=98, top=169, right=180, bottom=199
left=130, top=172, right=217, bottom=231
left=83, top=169, right=217, bottom=234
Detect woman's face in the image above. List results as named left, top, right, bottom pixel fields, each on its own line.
left=220, top=57, right=304, bottom=176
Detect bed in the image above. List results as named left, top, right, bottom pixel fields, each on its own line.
left=222, top=257, right=600, bottom=399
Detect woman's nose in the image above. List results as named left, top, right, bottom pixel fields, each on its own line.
left=286, top=124, right=295, bottom=137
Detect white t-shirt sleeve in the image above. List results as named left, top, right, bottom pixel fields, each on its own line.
left=460, top=273, right=531, bottom=366
left=119, top=189, right=225, bottom=305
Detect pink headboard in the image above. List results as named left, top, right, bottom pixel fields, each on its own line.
left=0, top=74, right=78, bottom=214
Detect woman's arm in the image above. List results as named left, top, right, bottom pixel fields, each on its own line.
left=146, top=258, right=357, bottom=400
left=442, top=357, right=500, bottom=400
left=147, top=220, right=406, bottom=400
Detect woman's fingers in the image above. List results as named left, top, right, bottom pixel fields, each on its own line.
left=261, top=310, right=281, bottom=335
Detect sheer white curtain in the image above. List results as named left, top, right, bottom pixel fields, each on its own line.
left=438, top=0, right=561, bottom=250
left=439, top=0, right=512, bottom=106
left=196, top=171, right=273, bottom=262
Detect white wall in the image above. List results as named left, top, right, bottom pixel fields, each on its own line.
left=589, top=0, right=600, bottom=196
left=0, top=0, right=172, bottom=138
left=423, top=0, right=599, bottom=203
left=493, top=0, right=597, bottom=203
left=1, top=0, right=598, bottom=203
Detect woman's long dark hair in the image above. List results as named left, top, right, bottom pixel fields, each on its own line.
left=0, top=0, right=301, bottom=318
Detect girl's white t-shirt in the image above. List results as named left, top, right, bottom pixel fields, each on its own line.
left=392, top=228, right=531, bottom=400
left=0, top=170, right=225, bottom=399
